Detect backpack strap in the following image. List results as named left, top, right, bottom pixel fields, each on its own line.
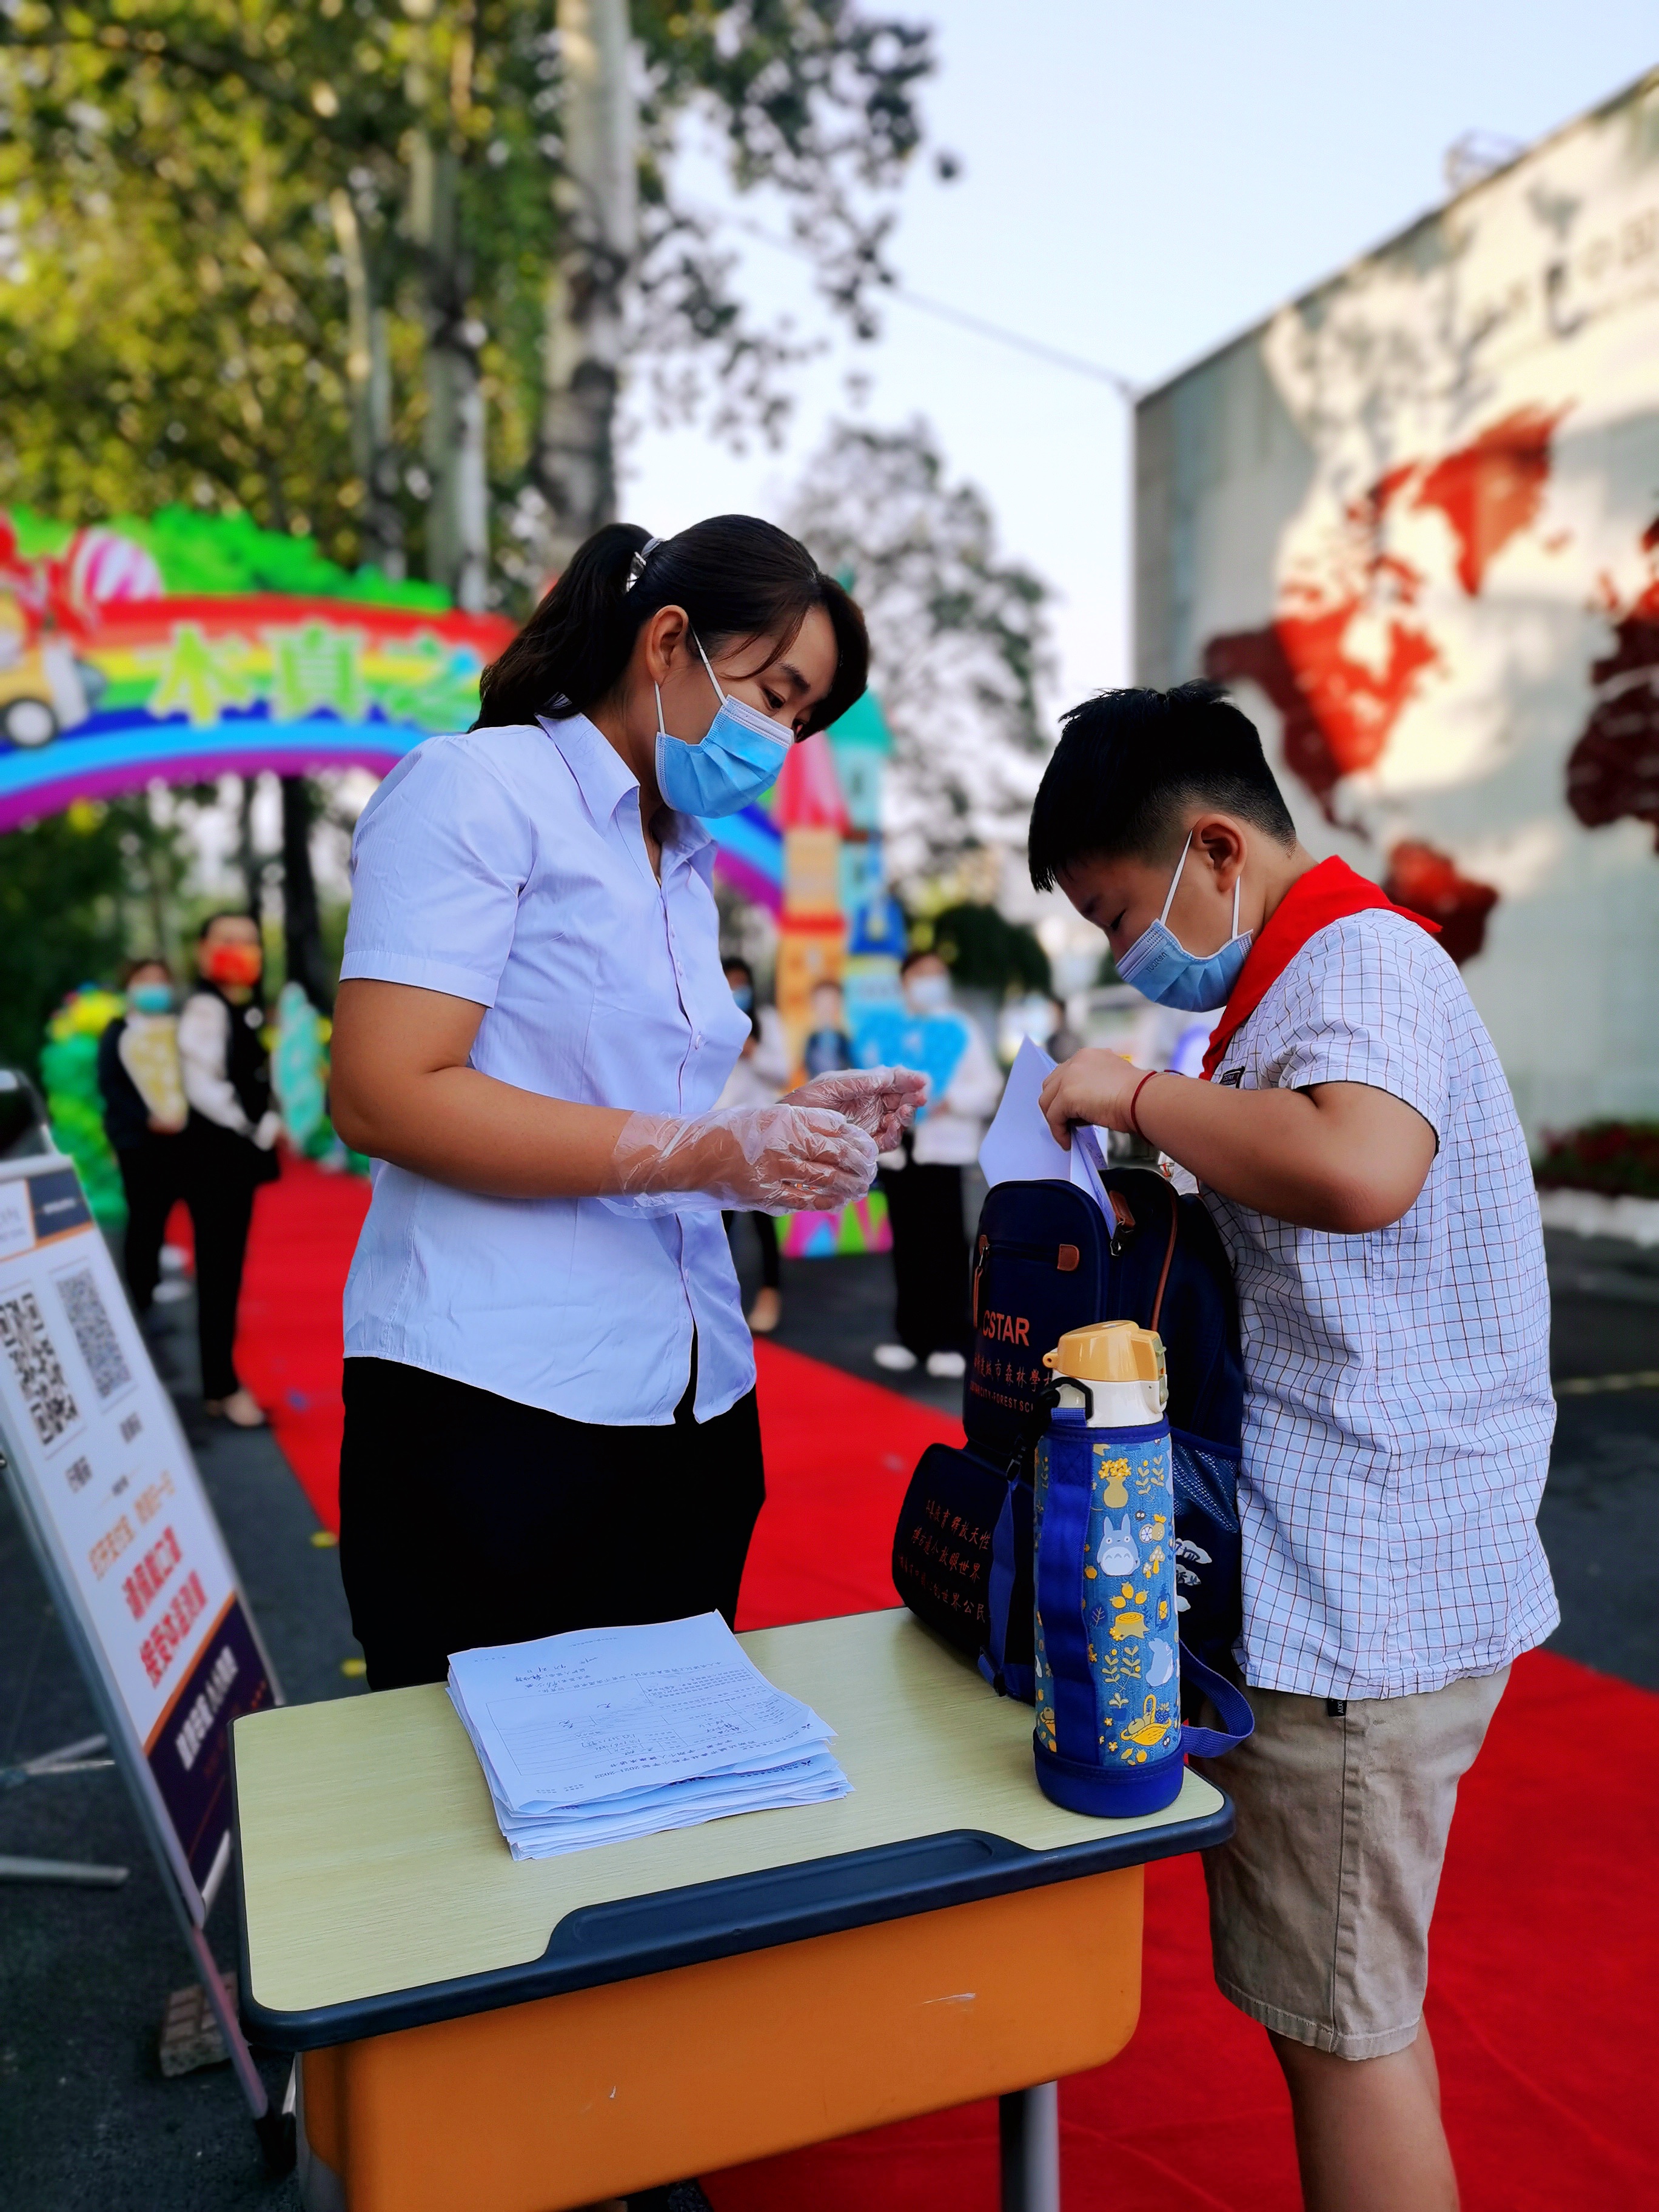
left=976, top=1387, right=1063, bottom=1702
left=1177, top=1643, right=1255, bottom=1755
left=977, top=1473, right=1033, bottom=1703
left=1149, top=1185, right=1179, bottom=1335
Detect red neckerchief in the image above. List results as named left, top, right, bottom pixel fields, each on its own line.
left=1200, top=856, right=1440, bottom=1081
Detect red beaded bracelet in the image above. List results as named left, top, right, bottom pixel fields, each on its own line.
left=1128, top=1068, right=1161, bottom=1141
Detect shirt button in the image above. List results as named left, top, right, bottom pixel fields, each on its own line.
left=692, top=1033, right=703, bottom=1049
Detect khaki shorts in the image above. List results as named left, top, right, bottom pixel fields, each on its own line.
left=1190, top=1665, right=1509, bottom=2060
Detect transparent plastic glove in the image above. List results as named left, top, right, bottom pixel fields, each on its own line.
left=253, top=1110, right=283, bottom=1151
left=606, top=1104, right=879, bottom=1218
left=786, top=1065, right=929, bottom=1154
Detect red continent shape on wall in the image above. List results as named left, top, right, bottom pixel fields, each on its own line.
left=1204, top=410, right=1564, bottom=821
left=1381, top=841, right=1500, bottom=965
left=1204, top=598, right=1438, bottom=811
left=1565, top=518, right=1659, bottom=850
left=1412, top=406, right=1567, bottom=596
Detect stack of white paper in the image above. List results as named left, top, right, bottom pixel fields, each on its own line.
left=447, top=1612, right=850, bottom=1860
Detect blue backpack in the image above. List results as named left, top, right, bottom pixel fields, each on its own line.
left=891, top=1167, right=1245, bottom=1703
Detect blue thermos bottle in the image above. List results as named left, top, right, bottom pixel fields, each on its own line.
left=1032, top=1321, right=1187, bottom=1817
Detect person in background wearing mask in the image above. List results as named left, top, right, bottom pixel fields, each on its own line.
left=98, top=956, right=189, bottom=1318
left=716, top=1002, right=786, bottom=1336
left=802, top=977, right=856, bottom=1080
left=718, top=956, right=791, bottom=1333
left=873, top=950, right=1003, bottom=1380
left=722, top=956, right=790, bottom=1093
left=179, top=913, right=282, bottom=1428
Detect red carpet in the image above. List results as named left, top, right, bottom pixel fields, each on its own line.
left=230, top=1159, right=370, bottom=1531
left=232, top=1158, right=1659, bottom=2210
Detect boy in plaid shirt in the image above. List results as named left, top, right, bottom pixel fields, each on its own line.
left=1028, top=682, right=1556, bottom=2212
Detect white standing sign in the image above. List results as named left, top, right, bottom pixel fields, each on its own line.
left=0, top=1153, right=277, bottom=1922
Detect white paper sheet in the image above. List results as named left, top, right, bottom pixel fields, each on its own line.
left=447, top=1612, right=851, bottom=1860
left=978, top=1036, right=1111, bottom=1212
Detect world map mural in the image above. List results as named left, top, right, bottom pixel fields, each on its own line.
left=1137, top=67, right=1659, bottom=1128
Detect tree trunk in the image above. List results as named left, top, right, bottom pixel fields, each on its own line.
left=329, top=187, right=405, bottom=581
left=415, top=142, right=488, bottom=612
left=236, top=774, right=263, bottom=922
left=535, top=0, right=637, bottom=581
left=368, top=307, right=404, bottom=581
left=279, top=777, right=332, bottom=1011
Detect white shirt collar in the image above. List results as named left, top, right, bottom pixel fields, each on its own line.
left=538, top=711, right=714, bottom=879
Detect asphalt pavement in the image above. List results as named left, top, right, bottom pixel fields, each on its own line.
left=0, top=1284, right=356, bottom=2212
left=0, top=1219, right=1653, bottom=2211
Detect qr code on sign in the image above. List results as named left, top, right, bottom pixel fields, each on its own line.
left=56, top=1269, right=131, bottom=1401
left=0, top=1289, right=80, bottom=1447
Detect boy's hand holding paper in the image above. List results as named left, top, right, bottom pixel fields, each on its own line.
left=979, top=1036, right=1111, bottom=1212
left=1037, top=1048, right=1150, bottom=1143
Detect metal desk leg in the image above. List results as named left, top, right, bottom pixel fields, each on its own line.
left=999, top=2081, right=1060, bottom=2212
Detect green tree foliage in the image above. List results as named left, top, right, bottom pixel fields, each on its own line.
left=0, top=805, right=129, bottom=1074
left=0, top=1, right=938, bottom=597
left=0, top=791, right=201, bottom=1076
left=927, top=900, right=1050, bottom=999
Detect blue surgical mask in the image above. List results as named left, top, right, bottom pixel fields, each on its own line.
left=729, top=982, right=754, bottom=1012
left=1115, top=835, right=1253, bottom=1012
left=905, top=972, right=951, bottom=1013
left=655, top=637, right=792, bottom=819
left=129, top=982, right=174, bottom=1015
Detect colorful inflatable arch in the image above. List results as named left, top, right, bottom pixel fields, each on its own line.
left=0, top=508, right=513, bottom=831
left=0, top=506, right=894, bottom=927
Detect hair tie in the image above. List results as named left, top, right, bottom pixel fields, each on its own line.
left=625, top=535, right=663, bottom=592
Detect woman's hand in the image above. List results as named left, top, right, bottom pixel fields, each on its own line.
left=612, top=1104, right=879, bottom=1215
left=330, top=979, right=882, bottom=1212
left=785, top=1065, right=928, bottom=1152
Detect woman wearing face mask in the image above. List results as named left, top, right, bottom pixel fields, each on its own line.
left=328, top=517, right=925, bottom=1689
left=873, top=951, right=1004, bottom=1381
left=178, top=913, right=283, bottom=1429
left=98, top=956, right=189, bottom=1319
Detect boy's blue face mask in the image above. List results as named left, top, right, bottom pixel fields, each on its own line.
left=129, top=982, right=174, bottom=1014
left=655, top=636, right=792, bottom=819
left=1115, top=834, right=1254, bottom=1012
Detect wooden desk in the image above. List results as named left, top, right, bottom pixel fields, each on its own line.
left=234, top=1609, right=1229, bottom=2212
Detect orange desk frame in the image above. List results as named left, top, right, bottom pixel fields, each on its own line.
left=298, top=1869, right=1142, bottom=2212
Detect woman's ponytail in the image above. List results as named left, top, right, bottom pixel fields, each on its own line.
left=474, top=514, right=868, bottom=737
left=475, top=523, right=650, bottom=729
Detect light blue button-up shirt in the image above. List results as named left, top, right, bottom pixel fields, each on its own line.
left=338, top=714, right=754, bottom=1426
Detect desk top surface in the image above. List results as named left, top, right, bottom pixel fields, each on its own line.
left=233, top=1608, right=1228, bottom=2046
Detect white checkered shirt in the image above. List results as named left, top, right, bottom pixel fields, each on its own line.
left=1201, top=911, right=1559, bottom=1700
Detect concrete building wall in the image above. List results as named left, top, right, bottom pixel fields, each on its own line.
left=1134, top=70, right=1659, bottom=1138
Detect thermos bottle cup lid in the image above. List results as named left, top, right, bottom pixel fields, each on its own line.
left=1042, top=1320, right=1166, bottom=1390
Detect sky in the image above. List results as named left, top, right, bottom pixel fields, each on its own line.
left=625, top=1, right=1659, bottom=719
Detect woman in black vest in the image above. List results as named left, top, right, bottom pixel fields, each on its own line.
left=178, top=912, right=281, bottom=1427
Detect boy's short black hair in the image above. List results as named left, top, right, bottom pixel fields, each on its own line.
left=1028, top=681, right=1296, bottom=892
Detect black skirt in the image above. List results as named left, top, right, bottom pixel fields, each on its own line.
left=338, top=1355, right=766, bottom=1690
